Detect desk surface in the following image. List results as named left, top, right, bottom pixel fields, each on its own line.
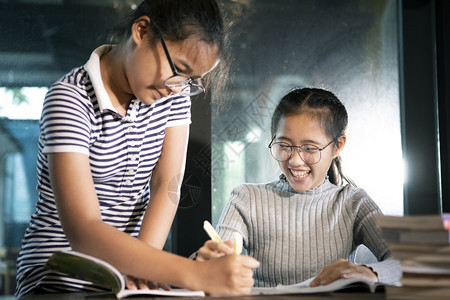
left=17, top=291, right=386, bottom=300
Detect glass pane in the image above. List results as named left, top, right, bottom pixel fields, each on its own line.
left=0, top=88, right=45, bottom=249
left=212, top=0, right=402, bottom=225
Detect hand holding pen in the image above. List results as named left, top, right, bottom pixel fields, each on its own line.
left=204, top=220, right=243, bottom=254
left=196, top=220, right=259, bottom=295
left=196, top=220, right=243, bottom=262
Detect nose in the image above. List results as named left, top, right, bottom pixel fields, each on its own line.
left=289, top=147, right=306, bottom=165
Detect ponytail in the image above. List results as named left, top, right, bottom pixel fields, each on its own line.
left=328, top=156, right=356, bottom=187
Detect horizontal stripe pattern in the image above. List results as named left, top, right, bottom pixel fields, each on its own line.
left=15, top=64, right=191, bottom=298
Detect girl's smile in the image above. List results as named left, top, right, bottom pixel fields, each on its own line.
left=289, top=168, right=311, bottom=180
left=274, top=114, right=344, bottom=193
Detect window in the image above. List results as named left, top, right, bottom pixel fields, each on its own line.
left=0, top=87, right=46, bottom=247
left=211, top=0, right=403, bottom=226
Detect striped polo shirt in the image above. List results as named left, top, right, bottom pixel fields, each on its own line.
left=15, top=45, right=191, bottom=298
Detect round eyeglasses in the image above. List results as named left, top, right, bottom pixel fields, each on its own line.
left=164, top=74, right=204, bottom=96
left=153, top=22, right=205, bottom=97
left=268, top=138, right=335, bottom=165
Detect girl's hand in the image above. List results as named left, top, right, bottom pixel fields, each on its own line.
left=310, top=259, right=378, bottom=287
left=125, top=275, right=170, bottom=291
left=196, top=240, right=234, bottom=262
left=198, top=254, right=260, bottom=295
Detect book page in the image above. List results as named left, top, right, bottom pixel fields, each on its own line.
left=45, top=250, right=124, bottom=294
left=46, top=251, right=206, bottom=298
left=275, top=277, right=379, bottom=294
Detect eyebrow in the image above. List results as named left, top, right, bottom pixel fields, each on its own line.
left=175, top=59, right=202, bottom=80
left=177, top=59, right=192, bottom=72
left=275, top=136, right=320, bottom=145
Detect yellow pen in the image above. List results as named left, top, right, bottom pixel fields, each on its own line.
left=203, top=220, right=223, bottom=243
left=203, top=220, right=243, bottom=255
left=233, top=231, right=243, bottom=254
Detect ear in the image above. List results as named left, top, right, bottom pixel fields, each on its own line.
left=333, top=135, right=346, bottom=158
left=131, top=16, right=151, bottom=46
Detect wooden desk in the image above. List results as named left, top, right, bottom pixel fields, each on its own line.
left=18, top=291, right=386, bottom=300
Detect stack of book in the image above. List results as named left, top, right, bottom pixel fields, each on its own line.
left=376, top=214, right=450, bottom=299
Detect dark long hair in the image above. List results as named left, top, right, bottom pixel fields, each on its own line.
left=270, top=87, right=355, bottom=186
left=109, top=0, right=231, bottom=102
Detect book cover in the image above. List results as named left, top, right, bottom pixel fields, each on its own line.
left=376, top=214, right=450, bottom=298
left=44, top=250, right=205, bottom=298
left=387, top=243, right=450, bottom=261
left=381, top=228, right=450, bottom=245
left=401, top=273, right=450, bottom=287
left=376, top=214, right=450, bottom=231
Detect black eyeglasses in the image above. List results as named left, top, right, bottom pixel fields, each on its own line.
left=152, top=23, right=205, bottom=97
left=268, top=137, right=335, bottom=164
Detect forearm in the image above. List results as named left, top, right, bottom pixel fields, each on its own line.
left=70, top=218, right=200, bottom=290
left=71, top=219, right=261, bottom=294
left=138, top=125, right=188, bottom=248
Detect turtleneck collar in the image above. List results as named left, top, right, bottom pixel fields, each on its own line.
left=278, top=173, right=335, bottom=195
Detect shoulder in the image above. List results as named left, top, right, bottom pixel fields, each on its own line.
left=231, top=180, right=280, bottom=195
left=336, top=184, right=382, bottom=214
left=147, top=94, right=191, bottom=126
left=40, top=68, right=98, bottom=140
left=228, top=180, right=286, bottom=204
left=51, top=67, right=91, bottom=94
left=152, top=94, right=191, bottom=111
left=338, top=183, right=370, bottom=199
left=45, top=67, right=93, bottom=109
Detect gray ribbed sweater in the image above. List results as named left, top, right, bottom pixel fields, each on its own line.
left=216, top=178, right=401, bottom=287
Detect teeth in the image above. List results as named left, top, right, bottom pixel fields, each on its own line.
left=291, top=170, right=310, bottom=178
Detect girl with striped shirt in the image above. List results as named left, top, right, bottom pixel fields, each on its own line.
left=15, top=0, right=259, bottom=298
left=196, top=88, right=401, bottom=287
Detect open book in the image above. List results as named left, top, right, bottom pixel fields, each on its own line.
left=251, top=276, right=387, bottom=295
left=44, top=250, right=205, bottom=298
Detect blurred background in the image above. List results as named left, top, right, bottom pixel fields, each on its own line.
left=0, top=0, right=448, bottom=295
